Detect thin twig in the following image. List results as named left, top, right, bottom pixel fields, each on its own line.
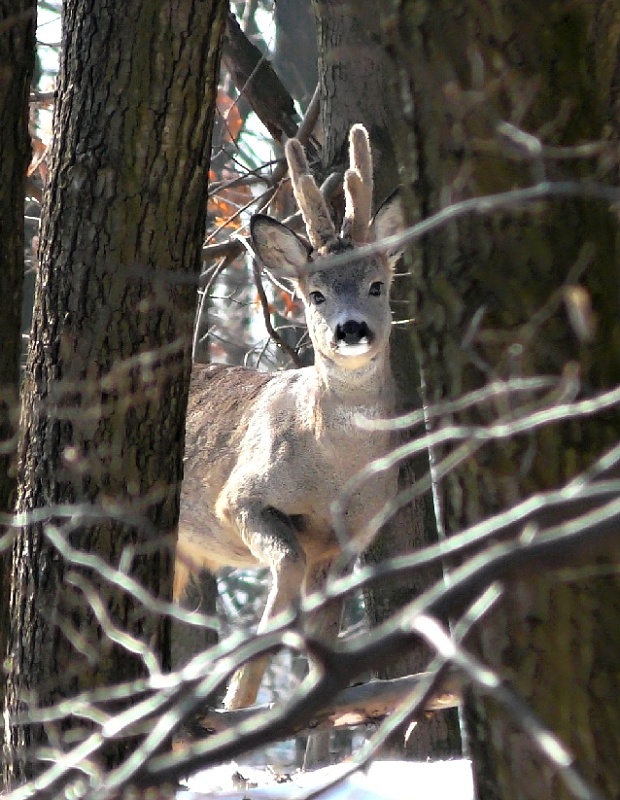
left=251, top=260, right=302, bottom=367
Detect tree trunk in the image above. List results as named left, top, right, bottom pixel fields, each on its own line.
left=313, top=0, right=397, bottom=202
left=383, top=1, right=620, bottom=797
left=311, top=0, right=461, bottom=759
left=274, top=0, right=317, bottom=110
left=2, top=0, right=227, bottom=788
left=0, top=0, right=36, bottom=702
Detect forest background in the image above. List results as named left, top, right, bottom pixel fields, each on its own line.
left=2, top=2, right=620, bottom=799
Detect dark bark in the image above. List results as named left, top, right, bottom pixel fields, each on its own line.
left=2, top=0, right=227, bottom=788
left=173, top=568, right=218, bottom=674
left=0, top=0, right=36, bottom=691
left=383, top=1, right=620, bottom=797
left=311, top=0, right=461, bottom=759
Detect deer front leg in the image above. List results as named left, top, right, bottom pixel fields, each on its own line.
left=223, top=504, right=307, bottom=710
left=303, top=558, right=343, bottom=652
left=302, top=557, right=344, bottom=768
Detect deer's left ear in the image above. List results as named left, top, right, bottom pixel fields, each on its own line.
left=371, top=190, right=405, bottom=269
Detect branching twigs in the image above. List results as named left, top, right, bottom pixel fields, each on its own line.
left=90, top=490, right=620, bottom=791
left=319, top=178, right=620, bottom=270
left=6, top=461, right=617, bottom=730
left=7, top=391, right=620, bottom=625
left=1, top=514, right=220, bottom=631
left=201, top=83, right=320, bottom=260
left=251, top=260, right=302, bottom=367
left=203, top=176, right=620, bottom=380
left=203, top=146, right=616, bottom=266
left=67, top=573, right=162, bottom=678
left=327, top=479, right=620, bottom=608
left=355, top=375, right=559, bottom=432
left=197, top=88, right=322, bottom=361
left=232, top=226, right=304, bottom=366
left=12, top=173, right=620, bottom=796
left=193, top=253, right=236, bottom=359
left=291, top=497, right=620, bottom=800
left=335, top=379, right=620, bottom=551
left=294, top=586, right=502, bottom=800
left=6, top=473, right=620, bottom=798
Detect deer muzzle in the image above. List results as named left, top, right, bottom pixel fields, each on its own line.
left=335, top=320, right=373, bottom=355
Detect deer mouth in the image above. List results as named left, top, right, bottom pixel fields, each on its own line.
left=336, top=341, right=372, bottom=357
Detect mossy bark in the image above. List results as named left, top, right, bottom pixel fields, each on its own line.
left=2, top=0, right=227, bottom=787
left=382, top=1, right=620, bottom=797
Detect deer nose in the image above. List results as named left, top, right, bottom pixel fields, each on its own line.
left=336, top=320, right=372, bottom=345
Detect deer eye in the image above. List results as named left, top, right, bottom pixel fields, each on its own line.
left=310, top=290, right=325, bottom=305
left=369, top=282, right=383, bottom=297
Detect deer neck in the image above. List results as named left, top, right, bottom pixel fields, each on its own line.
left=312, top=348, right=394, bottom=411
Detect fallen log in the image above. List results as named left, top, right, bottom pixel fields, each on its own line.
left=185, top=670, right=462, bottom=740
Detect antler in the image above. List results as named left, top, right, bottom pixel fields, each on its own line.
left=285, top=124, right=374, bottom=251
left=341, top=124, right=373, bottom=244
left=285, top=139, right=337, bottom=252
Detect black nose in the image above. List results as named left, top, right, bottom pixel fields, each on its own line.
left=336, top=320, right=372, bottom=345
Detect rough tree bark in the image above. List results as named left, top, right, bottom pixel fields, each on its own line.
left=383, top=1, right=620, bottom=797
left=310, top=0, right=461, bottom=759
left=0, top=0, right=36, bottom=690
left=2, top=0, right=227, bottom=788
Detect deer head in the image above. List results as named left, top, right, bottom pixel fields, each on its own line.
left=251, top=125, right=404, bottom=372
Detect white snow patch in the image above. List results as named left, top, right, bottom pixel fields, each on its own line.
left=179, top=759, right=474, bottom=800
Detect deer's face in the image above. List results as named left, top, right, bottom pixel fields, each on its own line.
left=251, top=188, right=403, bottom=372
left=300, top=252, right=392, bottom=369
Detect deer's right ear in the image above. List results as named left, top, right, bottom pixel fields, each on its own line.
left=250, top=214, right=312, bottom=279
left=372, top=190, right=405, bottom=270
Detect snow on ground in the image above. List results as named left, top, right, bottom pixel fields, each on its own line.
left=179, top=759, right=474, bottom=800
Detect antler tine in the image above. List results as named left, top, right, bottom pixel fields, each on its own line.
left=285, top=138, right=337, bottom=251
left=350, top=124, right=373, bottom=188
left=342, top=124, right=373, bottom=244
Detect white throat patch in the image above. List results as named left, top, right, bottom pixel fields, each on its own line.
left=336, top=341, right=371, bottom=356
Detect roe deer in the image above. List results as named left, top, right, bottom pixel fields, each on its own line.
left=175, top=125, right=403, bottom=712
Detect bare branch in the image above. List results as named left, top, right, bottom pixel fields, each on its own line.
left=251, top=260, right=303, bottom=368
